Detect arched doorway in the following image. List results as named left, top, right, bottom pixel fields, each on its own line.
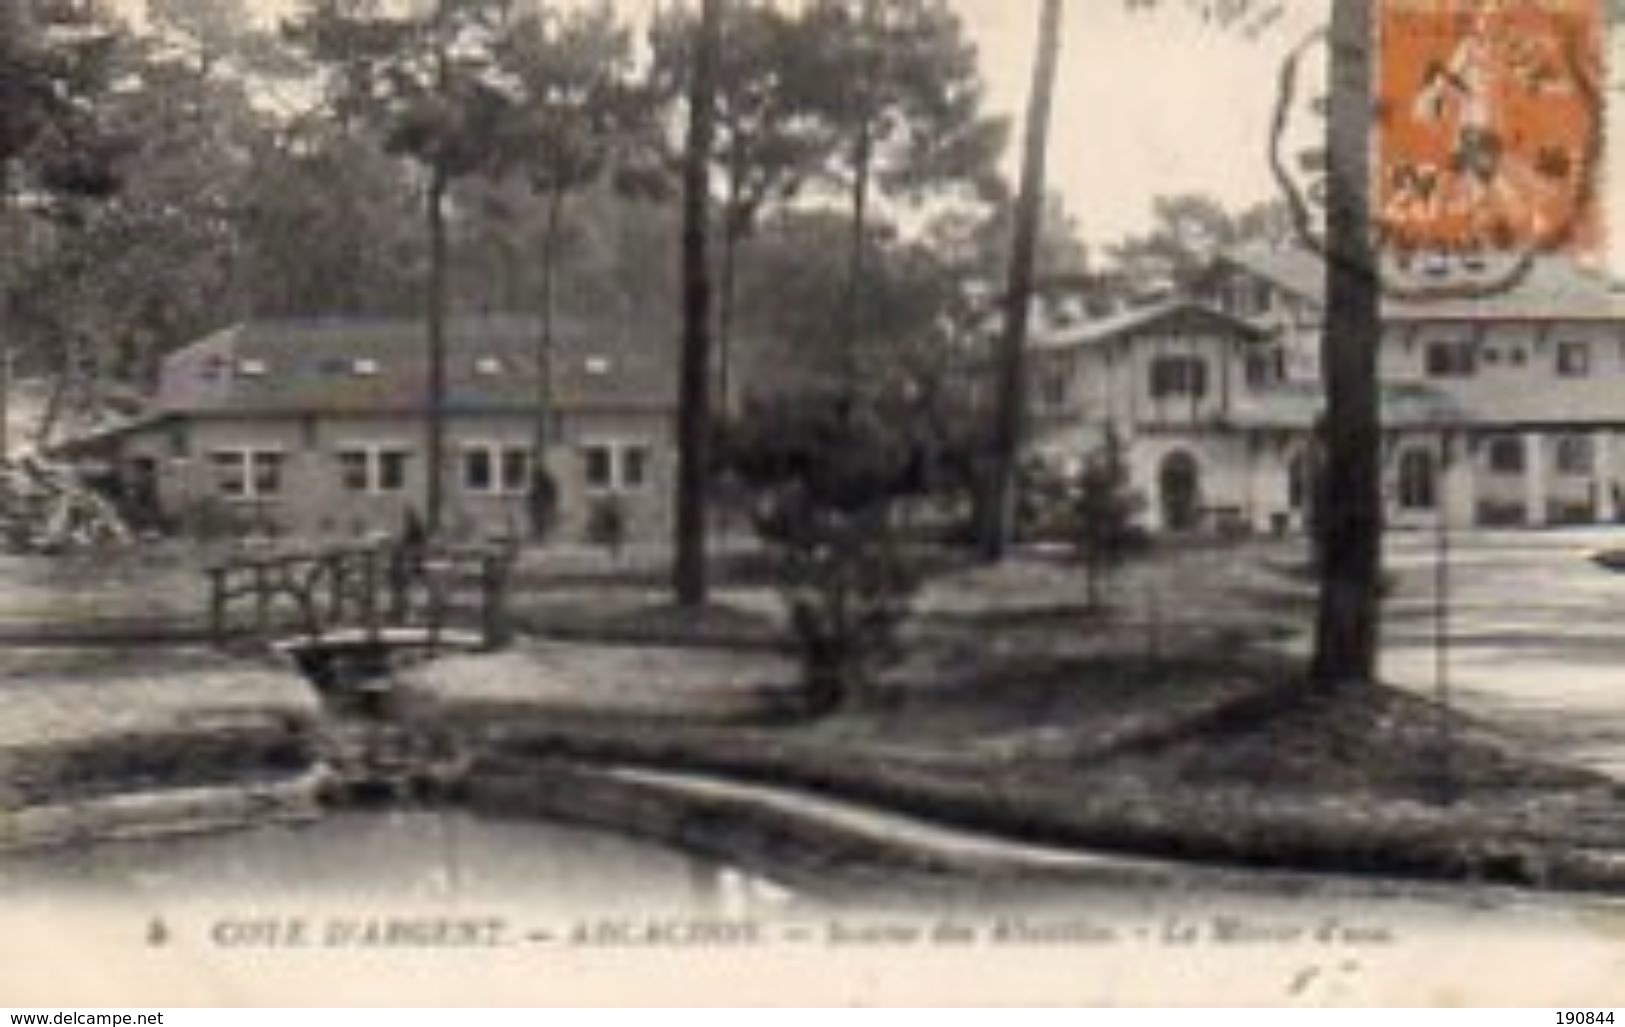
left=1159, top=451, right=1201, bottom=531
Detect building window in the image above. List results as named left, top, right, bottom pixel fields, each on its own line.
left=584, top=446, right=613, bottom=490
left=622, top=446, right=649, bottom=489
left=1246, top=351, right=1281, bottom=388
left=1425, top=340, right=1476, bottom=377
left=380, top=450, right=407, bottom=491
left=212, top=453, right=243, bottom=496
left=500, top=447, right=530, bottom=493
left=463, top=448, right=492, bottom=492
left=1224, top=278, right=1272, bottom=317
left=1557, top=341, right=1591, bottom=377
left=583, top=442, right=650, bottom=492
left=253, top=453, right=281, bottom=495
left=462, top=444, right=529, bottom=494
left=338, top=447, right=409, bottom=493
left=1245, top=355, right=1264, bottom=387
left=1555, top=434, right=1593, bottom=476
left=1251, top=280, right=1272, bottom=315
left=211, top=450, right=282, bottom=498
left=1486, top=435, right=1525, bottom=475
left=1397, top=448, right=1437, bottom=510
left=339, top=450, right=369, bottom=492
left=1149, top=356, right=1207, bottom=399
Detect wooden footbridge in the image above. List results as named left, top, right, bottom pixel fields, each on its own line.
left=206, top=542, right=516, bottom=656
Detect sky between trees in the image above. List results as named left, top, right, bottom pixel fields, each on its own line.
left=112, top=0, right=1625, bottom=273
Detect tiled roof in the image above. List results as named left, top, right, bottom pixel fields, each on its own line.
left=1218, top=244, right=1625, bottom=322
left=1036, top=299, right=1268, bottom=351
left=156, top=315, right=675, bottom=417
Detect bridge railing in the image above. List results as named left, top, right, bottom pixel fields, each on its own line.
left=206, top=541, right=515, bottom=652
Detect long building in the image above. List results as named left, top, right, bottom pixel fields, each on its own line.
left=1020, top=246, right=1625, bottom=532
left=58, top=315, right=677, bottom=543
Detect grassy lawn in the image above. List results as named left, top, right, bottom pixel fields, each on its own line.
left=0, top=645, right=318, bottom=826
left=421, top=537, right=1308, bottom=733
left=502, top=536, right=1310, bottom=653
left=471, top=678, right=1622, bottom=891
left=437, top=538, right=1625, bottom=892
left=4, top=532, right=1618, bottom=890
left=0, top=545, right=210, bottom=628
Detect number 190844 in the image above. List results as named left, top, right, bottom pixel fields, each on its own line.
left=1557, top=1013, right=1615, bottom=1024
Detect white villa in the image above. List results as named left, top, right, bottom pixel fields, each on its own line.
left=1020, top=246, right=1625, bottom=533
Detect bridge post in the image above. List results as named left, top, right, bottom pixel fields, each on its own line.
left=387, top=545, right=410, bottom=623
left=425, top=556, right=446, bottom=651
left=361, top=547, right=380, bottom=643
left=480, top=549, right=511, bottom=649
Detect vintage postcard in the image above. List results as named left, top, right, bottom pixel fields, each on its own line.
left=1, top=0, right=1623, bottom=1007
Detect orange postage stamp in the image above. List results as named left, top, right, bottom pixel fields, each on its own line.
left=1376, top=0, right=1604, bottom=265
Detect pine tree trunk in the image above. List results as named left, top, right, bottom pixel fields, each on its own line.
left=674, top=0, right=721, bottom=608
left=842, top=0, right=880, bottom=393
left=982, top=0, right=1064, bottom=562
left=1311, top=0, right=1382, bottom=690
left=844, top=134, right=871, bottom=392
left=425, top=166, right=450, bottom=537
left=0, top=159, right=11, bottom=465
left=530, top=186, right=565, bottom=538
left=717, top=143, right=744, bottom=417
left=718, top=225, right=742, bottom=417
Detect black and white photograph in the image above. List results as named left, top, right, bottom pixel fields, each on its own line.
left=0, top=0, right=1623, bottom=1006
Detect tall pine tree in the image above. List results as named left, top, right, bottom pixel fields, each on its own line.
left=287, top=0, right=517, bottom=535
left=983, top=0, right=1063, bottom=560
left=674, top=0, right=722, bottom=607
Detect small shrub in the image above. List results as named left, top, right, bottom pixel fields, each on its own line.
left=722, top=389, right=928, bottom=714
left=1012, top=430, right=1148, bottom=605
left=1015, top=456, right=1075, bottom=543
left=1069, top=428, right=1147, bottom=606
left=762, top=489, right=920, bottom=712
